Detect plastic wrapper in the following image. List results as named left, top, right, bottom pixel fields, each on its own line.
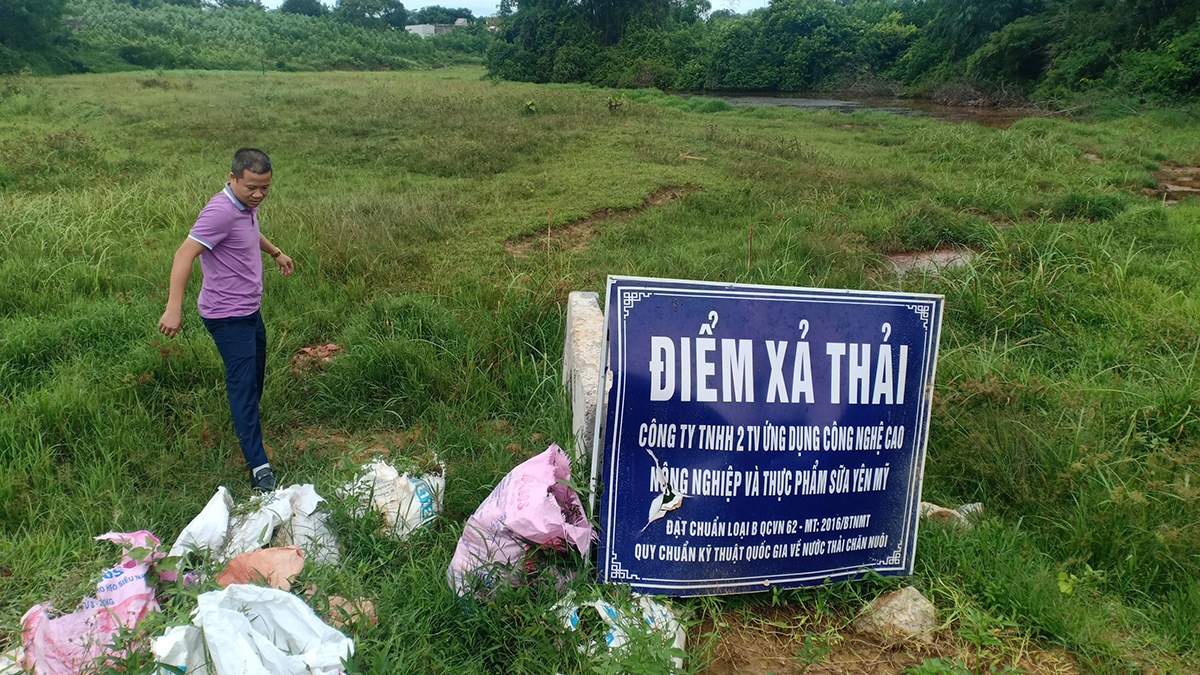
left=552, top=594, right=686, bottom=670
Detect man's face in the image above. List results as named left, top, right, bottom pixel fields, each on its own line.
left=228, top=170, right=272, bottom=209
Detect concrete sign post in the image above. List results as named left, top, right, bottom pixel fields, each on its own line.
left=592, top=276, right=944, bottom=596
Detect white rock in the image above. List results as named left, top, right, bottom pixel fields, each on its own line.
left=853, top=586, right=938, bottom=640
left=562, top=291, right=605, bottom=467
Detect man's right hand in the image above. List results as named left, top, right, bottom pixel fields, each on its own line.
left=159, top=307, right=182, bottom=337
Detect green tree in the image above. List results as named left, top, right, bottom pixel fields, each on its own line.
left=409, top=5, right=472, bottom=24
left=208, top=0, right=266, bottom=8
left=280, top=0, right=327, bottom=16
left=0, top=0, right=68, bottom=51
left=335, top=0, right=407, bottom=28
left=924, top=0, right=1042, bottom=58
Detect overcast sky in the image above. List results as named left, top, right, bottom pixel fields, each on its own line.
left=259, top=0, right=768, bottom=20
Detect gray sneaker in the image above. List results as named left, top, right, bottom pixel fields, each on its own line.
left=251, top=465, right=277, bottom=492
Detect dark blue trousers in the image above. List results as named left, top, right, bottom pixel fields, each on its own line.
left=202, top=310, right=270, bottom=473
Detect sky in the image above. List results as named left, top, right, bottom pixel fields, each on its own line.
left=258, top=0, right=769, bottom=20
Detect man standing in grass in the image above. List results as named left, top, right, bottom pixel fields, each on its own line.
left=158, top=148, right=294, bottom=492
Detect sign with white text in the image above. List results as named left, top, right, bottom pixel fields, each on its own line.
left=593, top=276, right=944, bottom=595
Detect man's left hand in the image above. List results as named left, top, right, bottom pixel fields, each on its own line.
left=276, top=253, right=294, bottom=276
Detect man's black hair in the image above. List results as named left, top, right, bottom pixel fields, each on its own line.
left=231, top=148, right=272, bottom=177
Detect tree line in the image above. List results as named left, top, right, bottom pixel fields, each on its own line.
left=0, top=0, right=489, bottom=74
left=5, top=0, right=1199, bottom=104
left=486, top=0, right=1200, bottom=103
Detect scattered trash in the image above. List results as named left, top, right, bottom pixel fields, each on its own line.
left=168, top=486, right=233, bottom=559
left=152, top=584, right=355, bottom=675
left=223, top=484, right=340, bottom=565
left=447, top=444, right=593, bottom=595
left=270, top=486, right=340, bottom=565
left=341, top=459, right=444, bottom=539
left=0, top=648, right=24, bottom=675
left=163, top=486, right=234, bottom=582
left=552, top=593, right=686, bottom=669
left=920, top=501, right=983, bottom=530
left=21, top=531, right=163, bottom=675
left=292, top=343, right=344, bottom=375
left=217, top=546, right=306, bottom=590
left=323, top=596, right=378, bottom=630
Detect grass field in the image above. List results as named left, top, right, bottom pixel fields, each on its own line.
left=1, top=66, right=1199, bottom=673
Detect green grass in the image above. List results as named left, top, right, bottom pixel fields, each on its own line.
left=1, top=65, right=1199, bottom=673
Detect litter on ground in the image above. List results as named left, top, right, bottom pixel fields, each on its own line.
left=151, top=584, right=355, bottom=675
left=447, top=443, right=593, bottom=596
left=217, top=546, right=306, bottom=590
left=21, top=531, right=164, bottom=675
left=340, top=459, right=444, bottom=539
left=552, top=593, right=686, bottom=670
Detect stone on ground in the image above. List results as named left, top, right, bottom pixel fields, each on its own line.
left=853, top=586, right=938, bottom=640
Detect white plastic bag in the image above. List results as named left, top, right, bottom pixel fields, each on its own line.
left=151, top=625, right=208, bottom=675
left=152, top=584, right=355, bottom=675
left=0, top=648, right=23, bottom=675
left=341, top=460, right=444, bottom=539
left=223, top=484, right=340, bottom=564
left=168, top=486, right=233, bottom=559
left=552, top=594, right=686, bottom=670
left=271, top=485, right=340, bottom=565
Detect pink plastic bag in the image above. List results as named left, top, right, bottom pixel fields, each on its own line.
left=21, top=531, right=162, bottom=675
left=447, top=444, right=593, bottom=595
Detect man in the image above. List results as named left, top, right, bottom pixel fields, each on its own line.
left=158, top=148, right=294, bottom=491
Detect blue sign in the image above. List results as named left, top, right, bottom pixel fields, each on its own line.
left=593, top=276, right=944, bottom=596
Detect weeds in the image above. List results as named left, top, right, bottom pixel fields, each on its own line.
left=0, top=67, right=1198, bottom=672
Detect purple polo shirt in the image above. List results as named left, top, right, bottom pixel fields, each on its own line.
left=188, top=184, right=263, bottom=319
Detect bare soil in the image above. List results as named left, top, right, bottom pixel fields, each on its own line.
left=1142, top=163, right=1200, bottom=205
left=698, top=605, right=1079, bottom=675
left=885, top=247, right=976, bottom=277
left=288, top=425, right=432, bottom=469
left=505, top=184, right=701, bottom=257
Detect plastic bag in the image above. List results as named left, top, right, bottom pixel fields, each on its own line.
left=270, top=485, right=340, bottom=565
left=151, top=584, right=354, bottom=675
left=447, top=444, right=593, bottom=595
left=223, top=484, right=340, bottom=565
left=216, top=546, right=305, bottom=590
left=21, top=531, right=162, bottom=675
left=341, top=460, right=444, bottom=539
left=552, top=594, right=686, bottom=670
left=168, top=486, right=233, bottom=559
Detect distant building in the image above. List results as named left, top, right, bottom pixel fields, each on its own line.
left=405, top=20, right=469, bottom=38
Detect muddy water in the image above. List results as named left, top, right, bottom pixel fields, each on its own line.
left=697, top=92, right=1039, bottom=128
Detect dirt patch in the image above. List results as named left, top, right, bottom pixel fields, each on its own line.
left=699, top=605, right=1078, bottom=675
left=885, top=247, right=976, bottom=277
left=505, top=184, right=701, bottom=257
left=1142, top=163, right=1200, bottom=205
left=291, top=343, right=344, bottom=375
left=288, top=425, right=429, bottom=468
